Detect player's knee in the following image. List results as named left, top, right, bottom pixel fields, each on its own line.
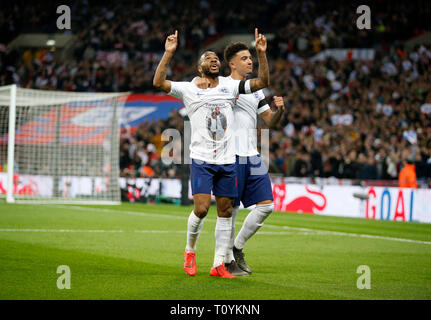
left=216, top=197, right=234, bottom=218
left=218, top=205, right=233, bottom=218
left=194, top=205, right=209, bottom=218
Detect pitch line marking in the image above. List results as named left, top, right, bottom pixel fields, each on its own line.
left=0, top=228, right=301, bottom=236
left=1, top=225, right=431, bottom=245
left=0, top=228, right=353, bottom=237
left=1, top=228, right=430, bottom=245
left=0, top=228, right=203, bottom=234
left=45, top=205, right=431, bottom=246
left=256, top=225, right=431, bottom=245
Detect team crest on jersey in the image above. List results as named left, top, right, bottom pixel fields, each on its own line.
left=253, top=92, right=259, bottom=99
left=219, top=87, right=228, bottom=94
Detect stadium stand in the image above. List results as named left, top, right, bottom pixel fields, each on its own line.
left=1, top=0, right=430, bottom=185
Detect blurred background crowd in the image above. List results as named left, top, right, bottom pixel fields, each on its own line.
left=1, top=0, right=431, bottom=185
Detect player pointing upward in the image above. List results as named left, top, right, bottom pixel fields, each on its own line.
left=195, top=41, right=285, bottom=275
left=153, top=28, right=270, bottom=278
left=224, top=42, right=284, bottom=275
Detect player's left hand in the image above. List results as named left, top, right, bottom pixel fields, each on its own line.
left=193, top=76, right=210, bottom=89
left=273, top=96, right=285, bottom=113
left=255, top=28, right=267, bottom=53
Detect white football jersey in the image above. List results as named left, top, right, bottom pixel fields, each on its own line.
left=226, top=76, right=270, bottom=156
left=169, top=77, right=251, bottom=164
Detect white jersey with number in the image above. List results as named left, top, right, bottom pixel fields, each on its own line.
left=169, top=77, right=250, bottom=164
left=226, top=76, right=270, bottom=157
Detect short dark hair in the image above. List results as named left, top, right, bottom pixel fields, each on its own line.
left=198, top=51, right=217, bottom=66
left=224, top=42, right=249, bottom=63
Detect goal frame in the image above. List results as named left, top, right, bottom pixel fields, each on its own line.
left=1, top=84, right=126, bottom=205
left=0, top=84, right=16, bottom=204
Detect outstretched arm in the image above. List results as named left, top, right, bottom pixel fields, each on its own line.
left=249, top=28, right=269, bottom=92
left=153, top=30, right=178, bottom=93
left=260, top=96, right=285, bottom=128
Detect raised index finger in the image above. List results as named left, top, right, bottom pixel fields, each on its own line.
left=174, top=30, right=178, bottom=38
left=255, top=28, right=258, bottom=40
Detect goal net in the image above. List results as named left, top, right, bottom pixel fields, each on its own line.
left=0, top=85, right=128, bottom=204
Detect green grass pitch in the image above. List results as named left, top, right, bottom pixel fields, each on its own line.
left=0, top=200, right=430, bottom=300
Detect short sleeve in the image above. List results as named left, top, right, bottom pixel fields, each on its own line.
left=256, top=90, right=270, bottom=114
left=222, top=77, right=253, bottom=97
left=168, top=81, right=189, bottom=99
left=224, top=78, right=241, bottom=97
left=238, top=79, right=252, bottom=95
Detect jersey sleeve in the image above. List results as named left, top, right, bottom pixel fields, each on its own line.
left=168, top=81, right=189, bottom=100
left=256, top=90, right=270, bottom=114
left=227, top=78, right=252, bottom=97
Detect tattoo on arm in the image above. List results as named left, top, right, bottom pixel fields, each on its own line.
left=153, top=52, right=173, bottom=92
left=249, top=53, right=269, bottom=92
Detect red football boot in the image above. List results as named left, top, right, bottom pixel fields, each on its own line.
left=209, top=263, right=236, bottom=278
left=184, top=251, right=197, bottom=276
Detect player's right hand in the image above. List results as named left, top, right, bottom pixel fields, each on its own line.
left=193, top=76, right=210, bottom=89
left=165, top=30, right=178, bottom=53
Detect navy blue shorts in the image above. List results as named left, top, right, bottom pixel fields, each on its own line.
left=235, top=154, right=273, bottom=208
left=190, top=159, right=237, bottom=198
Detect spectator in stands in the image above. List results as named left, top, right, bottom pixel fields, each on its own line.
left=398, top=160, right=418, bottom=188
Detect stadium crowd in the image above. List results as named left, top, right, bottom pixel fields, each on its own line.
left=2, top=0, right=431, bottom=91
left=267, top=45, right=431, bottom=181
left=1, top=0, right=431, bottom=183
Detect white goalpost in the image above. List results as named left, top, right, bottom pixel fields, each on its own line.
left=0, top=85, right=129, bottom=204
